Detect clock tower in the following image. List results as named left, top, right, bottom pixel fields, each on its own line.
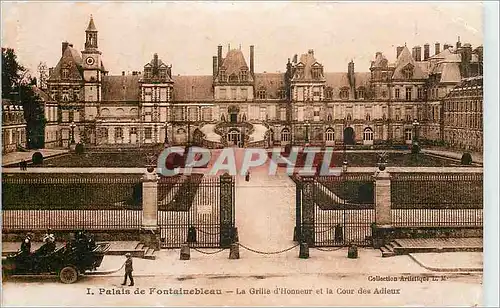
left=81, top=15, right=103, bottom=102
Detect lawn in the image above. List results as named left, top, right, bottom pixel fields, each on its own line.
left=2, top=173, right=143, bottom=210
left=33, top=149, right=470, bottom=168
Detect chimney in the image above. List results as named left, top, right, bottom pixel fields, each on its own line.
left=397, top=46, right=404, bottom=58
left=167, top=65, right=172, bottom=78
left=293, top=54, right=298, bottom=64
left=411, top=47, right=416, bottom=60
left=213, top=56, right=218, bottom=80
left=250, top=45, right=254, bottom=76
left=435, top=42, right=441, bottom=55
left=62, top=41, right=69, bottom=55
left=49, top=67, right=54, bottom=77
left=68, top=44, right=73, bottom=48
left=424, top=43, right=430, bottom=60
left=456, top=36, right=461, bottom=49
left=217, top=45, right=223, bottom=69
left=348, top=60, right=356, bottom=98
left=415, top=46, right=422, bottom=61
left=443, top=43, right=450, bottom=51
left=308, top=49, right=314, bottom=56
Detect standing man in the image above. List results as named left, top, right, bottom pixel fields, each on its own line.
left=121, top=253, right=134, bottom=286
left=20, top=233, right=32, bottom=255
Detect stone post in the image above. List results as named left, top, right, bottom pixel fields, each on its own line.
left=373, top=168, right=393, bottom=248
left=140, top=170, right=160, bottom=250
left=301, top=176, right=315, bottom=246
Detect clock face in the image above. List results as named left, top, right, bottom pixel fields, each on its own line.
left=86, top=57, right=95, bottom=65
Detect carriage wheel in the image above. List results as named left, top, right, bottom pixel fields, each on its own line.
left=59, top=266, right=79, bottom=284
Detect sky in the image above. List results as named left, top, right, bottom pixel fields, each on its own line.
left=2, top=1, right=483, bottom=77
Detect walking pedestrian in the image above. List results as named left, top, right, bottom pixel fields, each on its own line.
left=20, top=233, right=32, bottom=255
left=121, top=253, right=134, bottom=286
left=245, top=170, right=250, bottom=182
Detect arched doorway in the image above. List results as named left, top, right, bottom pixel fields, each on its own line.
left=227, top=128, right=241, bottom=146
left=363, top=127, right=374, bottom=145
left=343, top=127, right=355, bottom=145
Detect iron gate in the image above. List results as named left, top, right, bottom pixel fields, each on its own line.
left=157, top=173, right=235, bottom=248
left=294, top=174, right=375, bottom=247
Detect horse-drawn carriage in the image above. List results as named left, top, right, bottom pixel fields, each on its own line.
left=2, top=232, right=110, bottom=283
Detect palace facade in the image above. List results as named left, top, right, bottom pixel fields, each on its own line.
left=41, top=17, right=483, bottom=151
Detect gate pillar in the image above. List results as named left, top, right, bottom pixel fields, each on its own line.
left=301, top=176, right=315, bottom=246
left=141, top=170, right=160, bottom=250
left=374, top=169, right=391, bottom=226
left=373, top=169, right=393, bottom=248
left=219, top=173, right=234, bottom=248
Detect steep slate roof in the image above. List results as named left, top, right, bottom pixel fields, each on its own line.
left=323, top=72, right=371, bottom=99
left=371, top=52, right=389, bottom=68
left=392, top=46, right=427, bottom=80
left=254, top=73, right=285, bottom=99
left=217, top=49, right=253, bottom=82
left=102, top=75, right=141, bottom=101
left=292, top=50, right=325, bottom=81
left=439, top=63, right=461, bottom=83
left=48, top=46, right=83, bottom=81
left=172, top=75, right=213, bottom=101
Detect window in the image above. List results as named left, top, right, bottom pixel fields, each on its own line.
left=340, top=88, right=349, bottom=100
left=159, top=69, right=166, bottom=79
left=145, top=127, right=152, bottom=140
left=325, top=87, right=333, bottom=100
left=381, top=72, right=387, bottom=80
left=220, top=88, right=227, bottom=99
left=405, top=87, right=412, bottom=101
left=231, top=88, right=237, bottom=100
left=278, top=89, right=286, bottom=99
left=219, top=70, right=226, bottom=82
left=257, top=88, right=266, bottom=99
left=280, top=108, right=286, bottom=121
left=417, top=88, right=423, bottom=99
left=405, top=128, right=412, bottom=141
left=395, top=108, right=401, bottom=121
left=325, top=128, right=335, bottom=141
left=62, top=69, right=69, bottom=79
left=240, top=70, right=248, bottom=82
left=313, top=108, right=320, bottom=117
left=241, top=88, right=248, bottom=100
left=115, top=127, right=123, bottom=139
left=363, top=128, right=374, bottom=141
left=357, top=88, right=365, bottom=99
left=381, top=90, right=387, bottom=98
left=312, top=68, right=322, bottom=79
left=313, top=87, right=321, bottom=98
left=144, top=69, right=152, bottom=79
left=404, top=68, right=413, bottom=79
left=395, top=88, right=400, bottom=99
left=281, top=128, right=290, bottom=142
left=130, top=127, right=137, bottom=134
left=366, top=113, right=371, bottom=121
left=229, top=74, right=238, bottom=82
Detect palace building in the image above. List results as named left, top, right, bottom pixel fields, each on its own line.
left=41, top=16, right=483, bottom=151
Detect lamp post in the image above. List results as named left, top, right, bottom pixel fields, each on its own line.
left=304, top=120, right=310, bottom=146
left=342, top=118, right=348, bottom=173
left=412, top=119, right=420, bottom=145
left=69, top=121, right=76, bottom=144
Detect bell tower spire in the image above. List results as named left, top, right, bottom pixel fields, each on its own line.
left=85, top=15, right=98, bottom=50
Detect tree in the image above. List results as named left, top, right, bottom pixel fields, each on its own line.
left=2, top=47, right=46, bottom=149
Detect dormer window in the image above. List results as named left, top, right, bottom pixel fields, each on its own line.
left=404, top=68, right=413, bottom=79
left=340, top=88, right=350, bottom=100
left=144, top=68, right=152, bottom=79
left=278, top=88, right=286, bottom=99
left=229, top=73, right=238, bottom=83
left=357, top=88, right=365, bottom=99
left=240, top=70, right=248, bottom=82
left=159, top=69, right=166, bottom=79
left=325, top=87, right=333, bottom=100
left=62, top=69, right=69, bottom=79
left=257, top=88, right=266, bottom=99
left=311, top=67, right=322, bottom=79
left=219, top=70, right=227, bottom=82
left=295, top=67, right=304, bottom=78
